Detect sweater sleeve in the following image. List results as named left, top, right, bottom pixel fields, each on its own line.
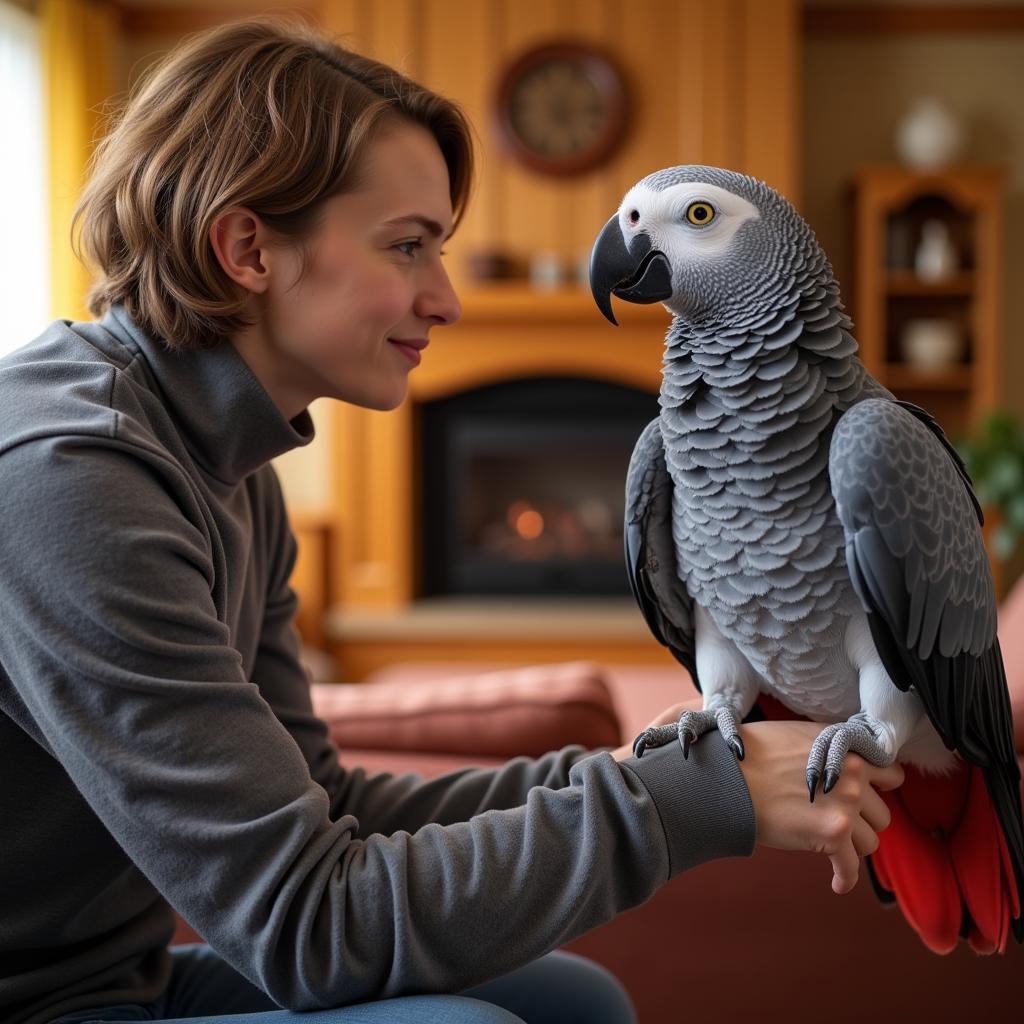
left=247, top=467, right=603, bottom=835
left=0, top=437, right=755, bottom=1011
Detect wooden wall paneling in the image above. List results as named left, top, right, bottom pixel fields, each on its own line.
left=419, top=0, right=496, bottom=292
left=289, top=510, right=333, bottom=647
left=743, top=0, right=800, bottom=204
left=498, top=0, right=571, bottom=266
left=332, top=400, right=415, bottom=607
left=555, top=0, right=618, bottom=278
left=698, top=0, right=744, bottom=172
left=612, top=0, right=684, bottom=203
left=372, top=400, right=415, bottom=604
left=669, top=0, right=704, bottom=173
left=331, top=401, right=365, bottom=607
left=320, top=0, right=367, bottom=49
left=363, top=0, right=421, bottom=76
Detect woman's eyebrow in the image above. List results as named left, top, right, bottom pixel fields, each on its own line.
left=383, top=214, right=453, bottom=242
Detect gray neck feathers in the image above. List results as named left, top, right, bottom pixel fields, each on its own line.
left=659, top=262, right=873, bottom=491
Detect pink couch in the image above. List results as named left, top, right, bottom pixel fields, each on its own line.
left=174, top=590, right=1024, bottom=1021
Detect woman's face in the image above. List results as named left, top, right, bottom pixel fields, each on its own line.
left=254, top=122, right=462, bottom=417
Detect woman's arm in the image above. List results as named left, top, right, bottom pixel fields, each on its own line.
left=247, top=467, right=596, bottom=835
left=0, top=439, right=753, bottom=1011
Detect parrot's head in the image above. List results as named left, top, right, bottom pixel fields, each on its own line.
left=589, top=165, right=826, bottom=334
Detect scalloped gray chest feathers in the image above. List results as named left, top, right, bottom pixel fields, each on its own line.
left=660, top=259, right=891, bottom=720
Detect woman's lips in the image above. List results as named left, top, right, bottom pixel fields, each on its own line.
left=389, top=338, right=427, bottom=366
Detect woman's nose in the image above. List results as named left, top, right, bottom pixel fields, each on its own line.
left=417, top=264, right=462, bottom=326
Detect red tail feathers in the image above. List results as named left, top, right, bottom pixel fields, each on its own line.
left=871, top=760, right=1020, bottom=954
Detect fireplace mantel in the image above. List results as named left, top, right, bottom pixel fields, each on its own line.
left=325, top=284, right=676, bottom=677
left=409, top=284, right=671, bottom=400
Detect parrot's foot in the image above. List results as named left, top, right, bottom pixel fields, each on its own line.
left=805, top=713, right=896, bottom=802
left=633, top=706, right=744, bottom=761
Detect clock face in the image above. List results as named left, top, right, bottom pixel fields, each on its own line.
left=495, top=43, right=627, bottom=176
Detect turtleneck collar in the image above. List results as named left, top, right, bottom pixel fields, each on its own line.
left=102, top=306, right=315, bottom=486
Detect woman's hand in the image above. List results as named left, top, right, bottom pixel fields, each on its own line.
left=613, top=705, right=904, bottom=895
left=738, top=719, right=903, bottom=895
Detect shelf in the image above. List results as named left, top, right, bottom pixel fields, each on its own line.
left=883, top=363, right=973, bottom=391
left=323, top=598, right=676, bottom=679
left=885, top=270, right=974, bottom=296
left=854, top=164, right=1003, bottom=436
left=326, top=597, right=651, bottom=642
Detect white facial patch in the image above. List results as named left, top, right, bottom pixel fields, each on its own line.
left=617, top=181, right=760, bottom=263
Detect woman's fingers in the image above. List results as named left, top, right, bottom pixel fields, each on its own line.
left=827, top=815, right=879, bottom=895
left=822, top=756, right=901, bottom=891
left=829, top=838, right=860, bottom=895
left=858, top=781, right=894, bottom=834
left=865, top=759, right=905, bottom=793
left=851, top=816, right=881, bottom=858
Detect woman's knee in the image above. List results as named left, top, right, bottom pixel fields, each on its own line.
left=441, top=996, right=528, bottom=1024
left=462, top=950, right=635, bottom=1024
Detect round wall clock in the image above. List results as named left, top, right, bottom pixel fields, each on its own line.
left=493, top=41, right=628, bottom=176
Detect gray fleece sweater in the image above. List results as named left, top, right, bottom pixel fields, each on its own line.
left=0, top=308, right=755, bottom=1023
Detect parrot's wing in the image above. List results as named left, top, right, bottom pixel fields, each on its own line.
left=625, top=418, right=699, bottom=687
left=829, top=397, right=1023, bottom=936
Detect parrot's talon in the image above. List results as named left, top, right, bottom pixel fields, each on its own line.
left=631, top=724, right=677, bottom=759
left=680, top=729, right=696, bottom=759
left=671, top=706, right=743, bottom=763
left=806, top=769, right=820, bottom=802
left=805, top=717, right=897, bottom=801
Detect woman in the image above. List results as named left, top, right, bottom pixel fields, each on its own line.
left=0, top=18, right=902, bottom=1024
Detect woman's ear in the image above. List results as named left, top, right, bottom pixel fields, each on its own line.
left=209, top=208, right=270, bottom=294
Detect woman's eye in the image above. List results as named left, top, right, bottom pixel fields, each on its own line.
left=395, top=239, right=423, bottom=257
left=684, top=202, right=716, bottom=227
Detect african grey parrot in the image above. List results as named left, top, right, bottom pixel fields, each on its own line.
left=588, top=164, right=1023, bottom=954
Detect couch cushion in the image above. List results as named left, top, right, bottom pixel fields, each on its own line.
left=311, top=661, right=622, bottom=758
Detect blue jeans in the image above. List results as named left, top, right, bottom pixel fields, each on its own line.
left=48, top=944, right=635, bottom=1024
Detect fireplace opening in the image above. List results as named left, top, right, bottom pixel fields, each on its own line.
left=420, top=376, right=659, bottom=597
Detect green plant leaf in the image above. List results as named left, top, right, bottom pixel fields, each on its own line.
left=993, top=523, right=1018, bottom=561
left=987, top=452, right=1023, bottom=498
left=1009, top=494, right=1024, bottom=530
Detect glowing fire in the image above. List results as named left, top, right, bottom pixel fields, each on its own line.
left=507, top=500, right=545, bottom=541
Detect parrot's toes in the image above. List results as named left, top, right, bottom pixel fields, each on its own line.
left=804, top=716, right=897, bottom=801
left=727, top=734, right=745, bottom=761
left=679, top=726, right=699, bottom=760
left=631, top=724, right=677, bottom=759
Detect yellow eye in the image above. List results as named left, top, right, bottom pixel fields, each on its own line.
left=685, top=201, right=715, bottom=226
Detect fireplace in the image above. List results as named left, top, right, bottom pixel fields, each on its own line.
left=420, top=376, right=659, bottom=597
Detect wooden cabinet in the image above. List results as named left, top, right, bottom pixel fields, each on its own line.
left=852, top=165, right=1005, bottom=440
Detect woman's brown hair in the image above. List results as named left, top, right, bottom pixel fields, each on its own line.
left=74, top=17, right=474, bottom=349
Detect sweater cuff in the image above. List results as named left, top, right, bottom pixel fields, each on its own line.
left=620, top=731, right=756, bottom=878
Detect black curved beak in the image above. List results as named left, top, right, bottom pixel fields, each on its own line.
left=589, top=215, right=674, bottom=326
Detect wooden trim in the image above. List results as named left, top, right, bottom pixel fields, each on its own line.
left=329, top=636, right=677, bottom=682
left=805, top=5, right=1024, bottom=34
